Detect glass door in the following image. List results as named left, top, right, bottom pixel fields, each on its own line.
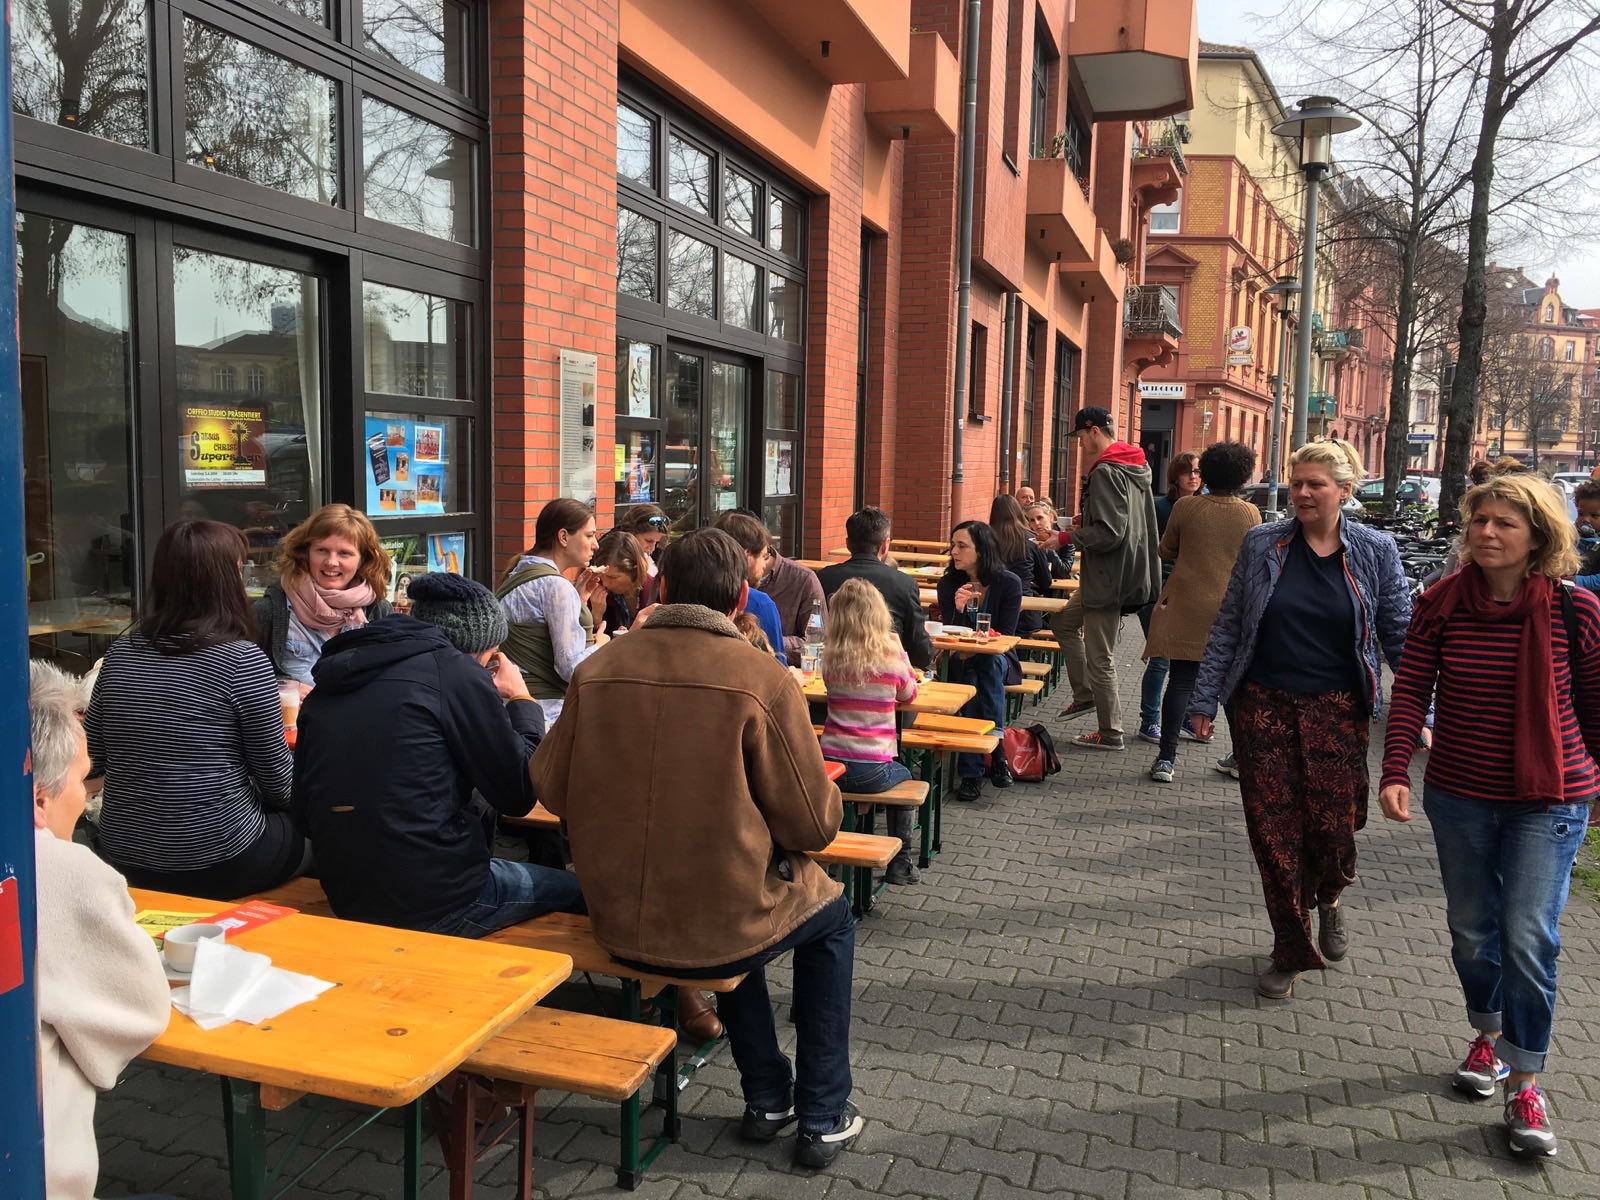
left=659, top=345, right=752, bottom=531
left=708, top=359, right=746, bottom=518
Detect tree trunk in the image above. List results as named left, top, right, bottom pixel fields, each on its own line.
left=1439, top=10, right=1514, bottom=516
left=1383, top=237, right=1420, bottom=505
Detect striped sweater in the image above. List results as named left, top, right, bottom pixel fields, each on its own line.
left=1381, top=585, right=1600, bottom=803
left=820, top=652, right=919, bottom=764
left=86, top=634, right=294, bottom=871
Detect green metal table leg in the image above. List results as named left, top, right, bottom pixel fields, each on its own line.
left=916, top=750, right=936, bottom=867
left=933, top=754, right=947, bottom=855
left=401, top=1098, right=423, bottom=1200
left=221, top=1078, right=267, bottom=1200
left=617, top=1095, right=641, bottom=1189
left=651, top=986, right=682, bottom=1142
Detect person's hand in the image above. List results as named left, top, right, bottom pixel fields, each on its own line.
left=634, top=603, right=659, bottom=628
left=1379, top=783, right=1411, bottom=822
left=1188, top=715, right=1214, bottom=742
left=489, top=653, right=532, bottom=702
left=576, top=568, right=605, bottom=602
left=787, top=665, right=809, bottom=688
left=1071, top=513, right=1083, bottom=528
left=591, top=629, right=611, bottom=648
left=953, top=583, right=978, bottom=611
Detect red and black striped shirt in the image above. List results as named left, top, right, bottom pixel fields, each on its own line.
left=1382, top=585, right=1600, bottom=803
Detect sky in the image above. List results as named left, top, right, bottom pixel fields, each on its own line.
left=1196, top=0, right=1600, bottom=309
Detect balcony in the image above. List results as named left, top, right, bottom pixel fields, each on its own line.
left=1124, top=285, right=1181, bottom=338
left=747, top=0, right=911, bottom=84
left=1316, top=326, right=1363, bottom=359
left=1026, top=156, right=1096, bottom=263
left=1061, top=232, right=1124, bottom=306
left=1309, top=391, right=1337, bottom=418
left=1068, top=0, right=1199, bottom=121
left=866, top=30, right=958, bottom=139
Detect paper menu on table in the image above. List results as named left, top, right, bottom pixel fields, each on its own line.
left=134, top=910, right=213, bottom=944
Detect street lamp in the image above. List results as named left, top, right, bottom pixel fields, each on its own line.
left=1273, top=96, right=1361, bottom=451
left=1262, top=274, right=1299, bottom=517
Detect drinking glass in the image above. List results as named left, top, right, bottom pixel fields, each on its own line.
left=975, top=612, right=992, bottom=636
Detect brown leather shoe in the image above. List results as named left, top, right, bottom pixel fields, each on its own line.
left=677, top=987, right=723, bottom=1042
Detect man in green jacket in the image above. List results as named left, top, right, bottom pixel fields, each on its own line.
left=1050, top=407, right=1161, bottom=750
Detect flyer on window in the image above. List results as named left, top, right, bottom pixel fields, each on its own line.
left=364, top=416, right=448, bottom=516
left=427, top=533, right=466, bottom=575
left=183, top=405, right=268, bottom=489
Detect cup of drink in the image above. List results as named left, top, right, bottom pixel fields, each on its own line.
left=162, top=923, right=226, bottom=973
left=975, top=612, right=992, bottom=636
left=278, top=683, right=301, bottom=732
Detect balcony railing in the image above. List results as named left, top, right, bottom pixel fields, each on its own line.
left=1132, top=117, right=1190, bottom=176
left=1124, top=284, right=1181, bottom=338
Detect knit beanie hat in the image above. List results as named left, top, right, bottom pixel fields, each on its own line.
left=406, top=572, right=509, bottom=654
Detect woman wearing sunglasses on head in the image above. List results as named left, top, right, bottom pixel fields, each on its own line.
left=615, top=504, right=669, bottom=608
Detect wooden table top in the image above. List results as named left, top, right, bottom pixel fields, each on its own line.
left=803, top=677, right=976, bottom=716
left=131, top=887, right=572, bottom=1108
left=890, top=539, right=952, bottom=552
left=829, top=546, right=949, bottom=565
left=930, top=633, right=1021, bottom=657
left=1048, top=578, right=1077, bottom=592
left=919, top=589, right=1069, bottom=615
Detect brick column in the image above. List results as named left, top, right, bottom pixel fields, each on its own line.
left=487, top=0, right=619, bottom=568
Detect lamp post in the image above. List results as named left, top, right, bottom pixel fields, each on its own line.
left=1262, top=274, right=1299, bottom=517
left=1273, top=97, right=1361, bottom=451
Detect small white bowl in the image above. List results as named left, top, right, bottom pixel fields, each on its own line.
left=925, top=621, right=944, bottom=638
left=162, top=923, right=226, bottom=973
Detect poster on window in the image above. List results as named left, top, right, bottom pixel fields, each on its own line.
left=427, top=533, right=465, bottom=575
left=626, top=343, right=654, bottom=418
left=364, top=416, right=448, bottom=516
left=183, top=404, right=268, bottom=488
left=765, top=438, right=795, bottom=496
left=559, top=350, right=598, bottom=507
left=614, top=431, right=656, bottom=504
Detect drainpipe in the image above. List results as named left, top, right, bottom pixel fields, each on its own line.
left=949, top=0, right=982, bottom=519
left=997, top=293, right=1017, bottom=489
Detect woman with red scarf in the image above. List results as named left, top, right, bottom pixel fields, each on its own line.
left=1381, top=472, right=1600, bottom=1161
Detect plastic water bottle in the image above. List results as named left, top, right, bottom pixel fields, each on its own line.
left=803, top=600, right=824, bottom=672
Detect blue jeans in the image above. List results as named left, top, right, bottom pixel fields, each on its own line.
left=955, top=653, right=1006, bottom=778
left=831, top=758, right=915, bottom=861
left=1423, top=785, right=1589, bottom=1072
left=1136, top=603, right=1168, bottom=727
left=666, top=894, right=856, bottom=1132
left=428, top=857, right=587, bottom=938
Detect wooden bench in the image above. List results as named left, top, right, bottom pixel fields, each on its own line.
left=501, top=803, right=560, bottom=832
left=444, top=1008, right=676, bottom=1197
left=1020, top=661, right=1050, bottom=679
left=909, top=713, right=995, bottom=736
left=899, top=728, right=1001, bottom=864
left=1004, top=677, right=1046, bottom=720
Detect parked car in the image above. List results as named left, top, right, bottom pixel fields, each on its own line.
left=1354, top=476, right=1441, bottom=505
left=1239, top=482, right=1365, bottom=518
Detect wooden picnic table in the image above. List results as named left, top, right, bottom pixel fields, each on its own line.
left=890, top=539, right=951, bottom=552
left=1048, top=577, right=1077, bottom=592
left=829, top=546, right=949, bottom=565
left=130, top=887, right=572, bottom=1200
left=802, top=677, right=976, bottom=716
left=930, top=632, right=1020, bottom=657
left=919, top=588, right=1068, bottom=615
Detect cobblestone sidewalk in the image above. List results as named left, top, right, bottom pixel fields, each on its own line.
left=97, top=632, right=1600, bottom=1198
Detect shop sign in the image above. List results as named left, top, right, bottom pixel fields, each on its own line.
left=364, top=416, right=448, bottom=516
left=182, top=404, right=267, bottom=488
left=1138, top=381, right=1186, bottom=399
left=1227, top=325, right=1254, bottom=366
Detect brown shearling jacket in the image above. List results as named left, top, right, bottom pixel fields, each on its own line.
left=530, top=603, right=843, bottom=969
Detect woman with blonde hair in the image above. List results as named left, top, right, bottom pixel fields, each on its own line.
left=587, top=528, right=650, bottom=632
left=1188, top=439, right=1410, bottom=998
left=1381, top=473, right=1600, bottom=1158
left=820, top=579, right=921, bottom=884
left=256, top=503, right=392, bottom=686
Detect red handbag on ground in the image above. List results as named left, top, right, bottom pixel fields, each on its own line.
left=1002, top=723, right=1062, bottom=782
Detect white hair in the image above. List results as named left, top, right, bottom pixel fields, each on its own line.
left=29, top=660, right=88, bottom=797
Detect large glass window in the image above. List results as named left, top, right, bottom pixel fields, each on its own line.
left=724, top=168, right=759, bottom=240
left=1030, top=29, right=1052, bottom=156
left=668, top=133, right=713, bottom=216
left=363, top=282, right=468, bottom=399
left=18, top=212, right=138, bottom=666
left=184, top=20, right=340, bottom=206
left=768, top=274, right=803, bottom=342
left=12, top=0, right=150, bottom=147
left=617, top=103, right=655, bottom=187
left=667, top=231, right=715, bottom=319
left=664, top=351, right=702, bottom=529
left=172, top=247, right=323, bottom=553
left=363, top=0, right=467, bottom=92
left=617, top=208, right=658, bottom=301
left=709, top=361, right=746, bottom=517
left=722, top=253, right=760, bottom=331
left=362, top=97, right=474, bottom=244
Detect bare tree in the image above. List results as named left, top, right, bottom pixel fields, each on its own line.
left=1437, top=0, right=1600, bottom=513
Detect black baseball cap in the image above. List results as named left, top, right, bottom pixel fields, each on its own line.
left=1070, top=406, right=1112, bottom=436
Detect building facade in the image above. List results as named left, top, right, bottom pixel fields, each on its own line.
left=13, top=0, right=1197, bottom=668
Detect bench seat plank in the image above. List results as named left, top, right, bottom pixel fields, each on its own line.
left=807, top=832, right=900, bottom=870
left=464, top=1009, right=674, bottom=1102
left=841, top=780, right=928, bottom=809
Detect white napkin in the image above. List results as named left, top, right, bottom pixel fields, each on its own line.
left=170, top=937, right=335, bottom=1031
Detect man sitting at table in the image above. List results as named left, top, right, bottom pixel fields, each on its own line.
left=293, top=572, right=584, bottom=935
left=30, top=661, right=171, bottom=1200
left=531, top=528, right=863, bottom=1170
left=817, top=506, right=934, bottom=671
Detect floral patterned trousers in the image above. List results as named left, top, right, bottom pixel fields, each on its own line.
left=1232, top=681, right=1370, bottom=972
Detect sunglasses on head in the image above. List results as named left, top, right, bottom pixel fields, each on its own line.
left=642, top=515, right=669, bottom=530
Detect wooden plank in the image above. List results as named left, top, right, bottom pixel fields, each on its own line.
left=901, top=729, right=1001, bottom=755
left=890, top=539, right=951, bottom=552
left=910, top=714, right=995, bottom=735
left=803, top=677, right=975, bottom=716
left=484, top=913, right=744, bottom=995
left=841, top=780, right=929, bottom=808
left=1005, top=679, right=1046, bottom=696
left=1015, top=637, right=1060, bottom=652
left=919, top=589, right=1067, bottom=614
left=1020, top=661, right=1051, bottom=678
left=132, top=887, right=572, bottom=1109
left=807, top=832, right=900, bottom=869
left=502, top=802, right=560, bottom=831
left=465, top=1009, right=675, bottom=1102
left=931, top=633, right=1021, bottom=657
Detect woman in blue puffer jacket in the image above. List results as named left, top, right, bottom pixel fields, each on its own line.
left=1188, top=439, right=1410, bottom=1000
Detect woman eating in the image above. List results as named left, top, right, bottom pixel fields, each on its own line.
left=587, top=529, right=651, bottom=632
left=255, top=503, right=392, bottom=689
left=498, top=498, right=608, bottom=727
left=1025, top=502, right=1073, bottom=578
left=1187, top=439, right=1410, bottom=998
left=616, top=503, right=670, bottom=607
left=1380, top=472, right=1599, bottom=1159
left=1143, top=442, right=1259, bottom=784
left=989, top=494, right=1051, bottom=635
left=937, top=520, right=1022, bottom=802
left=88, top=520, right=306, bottom=899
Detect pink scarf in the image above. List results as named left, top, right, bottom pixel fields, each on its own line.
left=284, top=572, right=377, bottom=636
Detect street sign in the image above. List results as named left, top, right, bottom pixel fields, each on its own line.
left=1407, top=432, right=1435, bottom=443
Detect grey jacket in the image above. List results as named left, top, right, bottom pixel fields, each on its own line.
left=1072, top=450, right=1162, bottom=611
left=1187, top=515, right=1411, bottom=720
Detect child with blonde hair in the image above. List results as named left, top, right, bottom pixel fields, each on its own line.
left=820, top=579, right=921, bottom=884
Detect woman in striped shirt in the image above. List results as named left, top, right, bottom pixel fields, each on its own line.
left=1381, top=472, right=1600, bottom=1160
left=87, top=521, right=304, bottom=900
left=820, top=580, right=920, bottom=885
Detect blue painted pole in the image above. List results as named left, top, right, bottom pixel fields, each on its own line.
left=0, top=0, right=48, bottom=1190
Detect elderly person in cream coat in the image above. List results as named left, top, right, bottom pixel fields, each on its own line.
left=30, top=660, right=170, bottom=1200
